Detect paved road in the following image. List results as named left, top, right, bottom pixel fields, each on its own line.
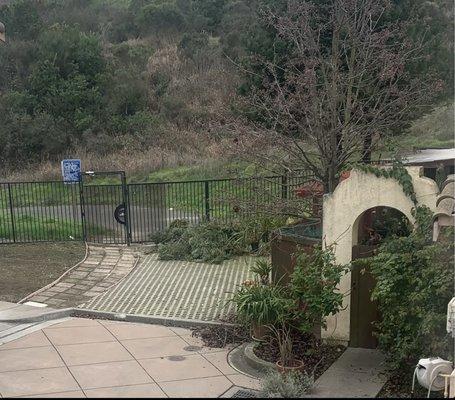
left=2, top=205, right=199, bottom=243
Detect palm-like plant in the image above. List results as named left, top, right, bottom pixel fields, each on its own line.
left=230, top=283, right=292, bottom=328
left=250, top=259, right=272, bottom=285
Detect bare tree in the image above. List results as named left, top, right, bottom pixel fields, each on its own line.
left=234, top=0, right=443, bottom=193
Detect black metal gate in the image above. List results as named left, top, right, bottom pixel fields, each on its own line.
left=1, top=170, right=315, bottom=245
left=80, top=171, right=131, bottom=245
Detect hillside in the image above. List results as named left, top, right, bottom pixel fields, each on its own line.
left=394, top=103, right=454, bottom=152
left=0, top=0, right=453, bottom=182
left=0, top=0, right=254, bottom=180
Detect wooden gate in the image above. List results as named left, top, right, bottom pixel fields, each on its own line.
left=349, top=244, right=379, bottom=348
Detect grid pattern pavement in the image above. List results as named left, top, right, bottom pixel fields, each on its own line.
left=0, top=318, right=260, bottom=398
left=82, top=254, right=256, bottom=321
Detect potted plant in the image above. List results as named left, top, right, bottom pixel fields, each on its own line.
left=230, top=282, right=290, bottom=341
left=270, top=324, right=305, bottom=374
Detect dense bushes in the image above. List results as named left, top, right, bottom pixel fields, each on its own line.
left=151, top=219, right=245, bottom=264
left=290, top=246, right=347, bottom=333
left=230, top=245, right=347, bottom=334
left=0, top=0, right=451, bottom=174
left=151, top=215, right=286, bottom=264
left=0, top=0, right=238, bottom=170
left=369, top=206, right=454, bottom=371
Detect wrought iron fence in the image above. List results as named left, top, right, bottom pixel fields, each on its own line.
left=0, top=171, right=315, bottom=244
left=0, top=181, right=83, bottom=244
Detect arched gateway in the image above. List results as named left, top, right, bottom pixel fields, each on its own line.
left=321, top=167, right=438, bottom=346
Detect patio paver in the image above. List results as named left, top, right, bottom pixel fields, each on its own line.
left=84, top=383, right=166, bottom=398
left=0, top=317, right=260, bottom=398
left=305, top=347, right=387, bottom=398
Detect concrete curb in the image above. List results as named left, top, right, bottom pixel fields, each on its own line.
left=18, top=241, right=90, bottom=304
left=0, top=308, right=75, bottom=324
left=243, top=342, right=275, bottom=373
left=0, top=306, right=240, bottom=330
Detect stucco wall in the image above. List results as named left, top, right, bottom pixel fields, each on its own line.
left=321, top=166, right=438, bottom=343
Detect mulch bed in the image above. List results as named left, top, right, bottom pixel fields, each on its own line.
left=253, top=329, right=345, bottom=380
left=192, top=320, right=345, bottom=380
left=378, top=370, right=444, bottom=398
left=192, top=316, right=250, bottom=348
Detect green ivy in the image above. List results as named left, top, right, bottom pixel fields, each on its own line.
left=346, top=161, right=417, bottom=204
left=366, top=206, right=453, bottom=372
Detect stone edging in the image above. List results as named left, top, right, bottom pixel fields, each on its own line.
left=243, top=342, right=276, bottom=373
left=18, top=241, right=90, bottom=304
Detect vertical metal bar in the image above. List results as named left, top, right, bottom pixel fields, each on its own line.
left=121, top=172, right=131, bottom=246
left=204, top=180, right=210, bottom=222
left=79, top=177, right=86, bottom=242
left=281, top=171, right=288, bottom=200
left=7, top=183, right=16, bottom=243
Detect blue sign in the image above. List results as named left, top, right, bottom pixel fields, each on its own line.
left=61, top=159, right=81, bottom=183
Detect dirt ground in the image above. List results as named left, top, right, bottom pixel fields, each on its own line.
left=0, top=242, right=86, bottom=303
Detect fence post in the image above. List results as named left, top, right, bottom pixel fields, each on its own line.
left=121, top=172, right=132, bottom=246
left=7, top=183, right=16, bottom=243
left=78, top=178, right=87, bottom=242
left=281, top=172, right=288, bottom=200
left=204, top=180, right=210, bottom=221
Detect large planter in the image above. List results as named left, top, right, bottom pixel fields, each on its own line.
left=251, top=323, right=269, bottom=342
left=276, top=359, right=305, bottom=374
left=271, top=220, right=321, bottom=286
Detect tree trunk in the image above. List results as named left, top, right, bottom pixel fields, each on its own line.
left=327, top=165, right=338, bottom=194
left=362, top=133, right=372, bottom=163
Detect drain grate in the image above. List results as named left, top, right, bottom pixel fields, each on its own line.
left=231, top=389, right=258, bottom=398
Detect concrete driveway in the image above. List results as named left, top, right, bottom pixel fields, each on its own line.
left=0, top=317, right=259, bottom=398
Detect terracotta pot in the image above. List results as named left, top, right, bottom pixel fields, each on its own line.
left=340, top=170, right=351, bottom=182
left=276, top=359, right=305, bottom=374
left=251, top=323, right=268, bottom=342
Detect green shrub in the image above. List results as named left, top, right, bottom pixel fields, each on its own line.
left=158, top=238, right=192, bottom=261
left=228, top=244, right=347, bottom=337
left=230, top=283, right=293, bottom=327
left=178, top=32, right=210, bottom=61
left=149, top=219, right=189, bottom=244
left=260, top=370, right=314, bottom=398
left=187, top=222, right=237, bottom=263
left=369, top=206, right=454, bottom=371
left=155, top=220, right=246, bottom=264
left=137, top=1, right=185, bottom=34
left=290, top=245, right=348, bottom=333
left=250, top=259, right=272, bottom=285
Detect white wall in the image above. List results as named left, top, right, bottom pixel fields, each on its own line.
left=321, top=167, right=438, bottom=343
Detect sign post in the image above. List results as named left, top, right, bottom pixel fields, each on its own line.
left=62, top=160, right=82, bottom=240
left=61, top=159, right=81, bottom=183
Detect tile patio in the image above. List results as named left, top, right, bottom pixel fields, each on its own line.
left=0, top=317, right=260, bottom=398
